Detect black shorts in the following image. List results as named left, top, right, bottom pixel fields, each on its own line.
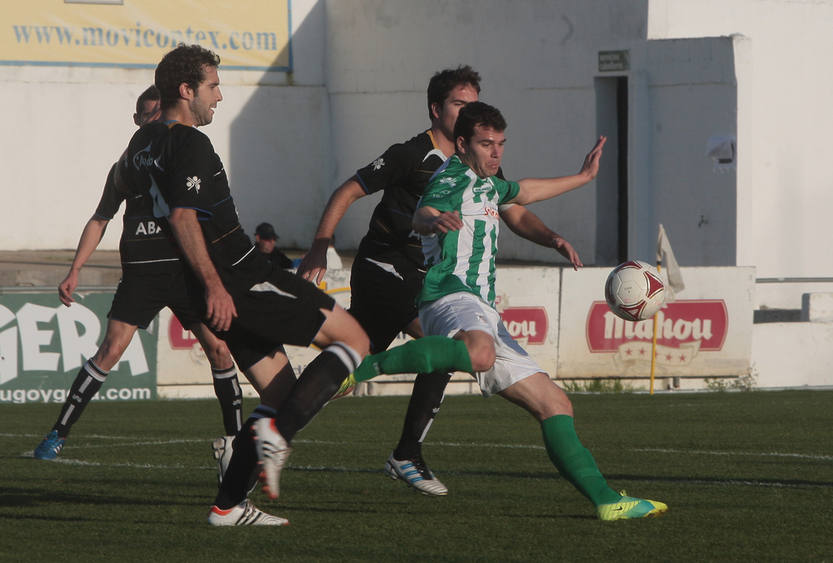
left=109, top=266, right=204, bottom=330
left=218, top=253, right=336, bottom=368
left=348, top=256, right=424, bottom=353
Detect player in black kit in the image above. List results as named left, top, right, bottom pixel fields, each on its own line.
left=33, top=87, right=249, bottom=475
left=299, top=66, right=567, bottom=495
left=117, top=45, right=474, bottom=526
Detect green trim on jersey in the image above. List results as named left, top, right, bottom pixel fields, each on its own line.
left=417, top=156, right=520, bottom=307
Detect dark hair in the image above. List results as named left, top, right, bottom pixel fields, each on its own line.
left=154, top=44, right=220, bottom=109
left=426, top=65, right=481, bottom=118
left=135, top=85, right=160, bottom=115
left=453, top=101, right=507, bottom=143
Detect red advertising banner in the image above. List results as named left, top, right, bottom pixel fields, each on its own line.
left=586, top=299, right=728, bottom=353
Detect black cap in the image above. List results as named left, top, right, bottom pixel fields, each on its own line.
left=255, top=222, right=278, bottom=240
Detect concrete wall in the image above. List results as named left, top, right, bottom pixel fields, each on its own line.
left=324, top=0, right=650, bottom=264
left=3, top=0, right=832, bottom=290
left=0, top=0, right=328, bottom=251
left=626, top=36, right=738, bottom=266
left=646, top=0, right=833, bottom=279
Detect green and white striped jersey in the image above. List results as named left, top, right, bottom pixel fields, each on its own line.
left=417, top=155, right=520, bottom=307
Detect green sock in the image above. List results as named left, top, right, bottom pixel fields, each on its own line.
left=541, top=415, right=620, bottom=506
left=353, top=336, right=473, bottom=383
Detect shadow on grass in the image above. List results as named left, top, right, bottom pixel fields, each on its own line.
left=287, top=464, right=833, bottom=489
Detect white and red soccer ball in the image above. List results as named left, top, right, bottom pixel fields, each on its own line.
left=604, top=260, right=666, bottom=321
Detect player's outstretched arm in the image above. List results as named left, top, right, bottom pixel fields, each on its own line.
left=412, top=206, right=463, bottom=235
left=168, top=207, right=237, bottom=331
left=500, top=204, right=582, bottom=270
left=298, top=178, right=366, bottom=285
left=58, top=217, right=109, bottom=306
left=513, top=136, right=607, bottom=205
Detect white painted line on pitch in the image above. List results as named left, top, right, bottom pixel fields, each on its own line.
left=8, top=432, right=830, bottom=462
left=633, top=447, right=833, bottom=461
left=15, top=455, right=827, bottom=489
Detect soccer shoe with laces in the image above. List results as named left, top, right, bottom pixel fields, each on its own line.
left=385, top=453, right=448, bottom=496
left=211, top=435, right=234, bottom=486
left=208, top=499, right=289, bottom=526
left=597, top=491, right=668, bottom=521
left=253, top=418, right=291, bottom=500
left=34, top=430, right=65, bottom=460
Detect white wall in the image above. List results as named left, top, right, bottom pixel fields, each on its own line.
left=0, top=0, right=327, bottom=251
left=4, top=0, right=832, bottom=286
left=323, top=0, right=650, bottom=263
left=626, top=36, right=738, bottom=266
left=647, top=0, right=833, bottom=279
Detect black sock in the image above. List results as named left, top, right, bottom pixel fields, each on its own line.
left=274, top=344, right=359, bottom=442
left=53, top=360, right=107, bottom=438
left=212, top=366, right=243, bottom=435
left=393, top=371, right=451, bottom=460
left=213, top=405, right=276, bottom=509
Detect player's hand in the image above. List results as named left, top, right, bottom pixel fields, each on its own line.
left=431, top=211, right=463, bottom=234
left=297, top=238, right=329, bottom=284
left=58, top=270, right=80, bottom=307
left=205, top=283, right=237, bottom=332
left=553, top=236, right=583, bottom=271
left=579, top=135, right=607, bottom=180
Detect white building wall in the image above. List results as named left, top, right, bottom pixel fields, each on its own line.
left=647, top=0, right=833, bottom=279
left=626, top=36, right=738, bottom=266
left=323, top=0, right=650, bottom=262
left=2, top=0, right=831, bottom=287
left=0, top=0, right=328, bottom=251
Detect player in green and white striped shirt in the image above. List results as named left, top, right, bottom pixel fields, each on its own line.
left=413, top=102, right=667, bottom=521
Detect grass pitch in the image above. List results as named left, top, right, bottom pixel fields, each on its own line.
left=1, top=390, right=831, bottom=562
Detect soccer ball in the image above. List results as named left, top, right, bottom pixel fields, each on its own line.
left=604, top=260, right=666, bottom=321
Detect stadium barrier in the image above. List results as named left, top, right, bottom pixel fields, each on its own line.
left=154, top=266, right=757, bottom=398
left=0, top=289, right=157, bottom=403
left=11, top=267, right=831, bottom=401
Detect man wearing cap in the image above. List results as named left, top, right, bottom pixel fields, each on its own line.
left=254, top=222, right=293, bottom=270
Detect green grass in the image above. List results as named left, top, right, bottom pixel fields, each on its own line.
left=2, top=391, right=831, bottom=562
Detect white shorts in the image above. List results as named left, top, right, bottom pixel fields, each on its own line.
left=419, top=292, right=545, bottom=397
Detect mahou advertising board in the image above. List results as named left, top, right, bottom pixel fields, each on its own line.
left=557, top=267, right=754, bottom=378
left=155, top=266, right=562, bottom=396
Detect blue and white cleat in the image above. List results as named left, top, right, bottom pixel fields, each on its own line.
left=385, top=453, right=448, bottom=496
left=34, top=430, right=65, bottom=460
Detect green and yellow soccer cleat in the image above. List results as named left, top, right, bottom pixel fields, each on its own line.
left=332, top=372, right=357, bottom=400
left=597, top=491, right=668, bottom=521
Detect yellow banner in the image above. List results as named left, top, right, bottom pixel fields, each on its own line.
left=2, top=0, right=291, bottom=71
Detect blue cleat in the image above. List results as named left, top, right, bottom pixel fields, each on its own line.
left=385, top=453, right=448, bottom=496
left=34, top=430, right=65, bottom=460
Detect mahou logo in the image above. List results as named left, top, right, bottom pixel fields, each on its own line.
left=500, top=307, right=548, bottom=344
left=586, top=300, right=728, bottom=366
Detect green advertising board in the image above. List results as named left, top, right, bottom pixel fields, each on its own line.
left=0, top=291, right=157, bottom=403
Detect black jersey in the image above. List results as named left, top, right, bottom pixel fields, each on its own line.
left=116, top=121, right=255, bottom=271
left=354, top=130, right=449, bottom=268
left=94, top=161, right=183, bottom=272
left=354, top=130, right=506, bottom=270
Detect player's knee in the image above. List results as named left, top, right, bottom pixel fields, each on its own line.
left=204, top=341, right=233, bottom=369
left=539, top=378, right=574, bottom=419
left=322, top=307, right=370, bottom=358
left=354, top=331, right=370, bottom=358
left=466, top=341, right=496, bottom=372
left=93, top=339, right=127, bottom=371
